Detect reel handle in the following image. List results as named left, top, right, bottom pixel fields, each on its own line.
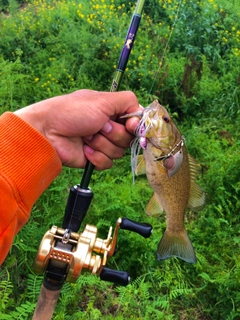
left=100, top=267, right=130, bottom=286
left=120, top=217, right=152, bottom=238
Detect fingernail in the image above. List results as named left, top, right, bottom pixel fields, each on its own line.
left=83, top=145, right=94, bottom=154
left=101, top=121, right=112, bottom=134
left=131, top=119, right=140, bottom=132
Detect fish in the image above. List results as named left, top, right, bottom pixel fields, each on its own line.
left=122, top=100, right=205, bottom=263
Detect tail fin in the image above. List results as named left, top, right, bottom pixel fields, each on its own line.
left=157, top=229, right=196, bottom=263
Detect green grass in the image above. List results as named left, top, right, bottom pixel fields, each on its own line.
left=0, top=0, right=240, bottom=318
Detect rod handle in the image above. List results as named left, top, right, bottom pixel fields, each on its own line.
left=62, top=185, right=94, bottom=232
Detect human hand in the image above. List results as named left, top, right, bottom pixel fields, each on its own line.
left=14, top=89, right=141, bottom=170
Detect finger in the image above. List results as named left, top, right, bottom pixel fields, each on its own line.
left=83, top=133, right=125, bottom=159
left=49, top=135, right=87, bottom=168
left=83, top=145, right=114, bottom=170
left=110, top=91, right=140, bottom=115
left=125, top=117, right=141, bottom=135
left=100, top=120, right=134, bottom=148
left=90, top=91, right=141, bottom=118
left=71, top=89, right=140, bottom=117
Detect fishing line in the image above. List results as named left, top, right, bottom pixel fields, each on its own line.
left=148, top=0, right=183, bottom=99
left=129, top=0, right=183, bottom=181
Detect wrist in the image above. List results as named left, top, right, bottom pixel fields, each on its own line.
left=14, top=102, right=46, bottom=136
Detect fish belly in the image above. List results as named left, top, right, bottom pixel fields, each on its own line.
left=144, top=148, right=196, bottom=263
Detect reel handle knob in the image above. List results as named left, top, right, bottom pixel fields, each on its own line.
left=100, top=267, right=130, bottom=286
left=120, top=217, right=152, bottom=238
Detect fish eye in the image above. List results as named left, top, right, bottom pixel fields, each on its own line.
left=163, top=116, right=170, bottom=123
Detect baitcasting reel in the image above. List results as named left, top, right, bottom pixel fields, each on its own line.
left=34, top=217, right=152, bottom=286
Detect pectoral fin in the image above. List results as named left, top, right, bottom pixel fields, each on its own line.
left=157, top=228, right=196, bottom=264
left=146, top=193, right=164, bottom=217
left=135, top=154, right=146, bottom=175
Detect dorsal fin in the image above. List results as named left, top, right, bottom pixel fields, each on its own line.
left=188, top=181, right=206, bottom=211
left=187, top=155, right=206, bottom=211
left=146, top=193, right=164, bottom=217
left=188, top=154, right=202, bottom=180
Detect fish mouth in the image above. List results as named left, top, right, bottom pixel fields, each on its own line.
left=151, top=136, right=169, bottom=148
left=136, top=113, right=157, bottom=137
left=136, top=117, right=170, bottom=151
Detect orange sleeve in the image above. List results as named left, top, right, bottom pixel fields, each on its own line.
left=0, top=112, right=62, bottom=264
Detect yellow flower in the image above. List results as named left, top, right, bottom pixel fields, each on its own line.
left=35, top=78, right=39, bottom=82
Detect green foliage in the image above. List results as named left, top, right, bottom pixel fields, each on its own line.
left=0, top=270, right=13, bottom=312
left=0, top=0, right=240, bottom=318
left=0, top=270, right=37, bottom=319
left=0, top=55, right=30, bottom=111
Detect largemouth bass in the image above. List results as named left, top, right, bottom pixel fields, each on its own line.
left=123, top=100, right=205, bottom=263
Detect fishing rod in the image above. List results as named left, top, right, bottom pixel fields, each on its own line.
left=32, top=0, right=152, bottom=319
left=61, top=0, right=146, bottom=234
left=80, top=0, right=146, bottom=190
